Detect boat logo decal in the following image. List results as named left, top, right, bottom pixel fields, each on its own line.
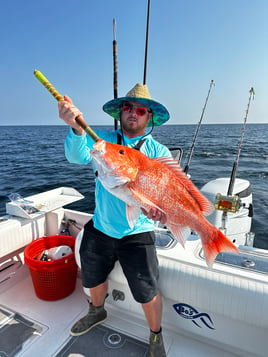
left=173, top=303, right=215, bottom=329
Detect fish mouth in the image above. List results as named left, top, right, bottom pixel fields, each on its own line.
left=93, top=139, right=106, bottom=153
left=90, top=150, right=114, bottom=173
left=91, top=150, right=130, bottom=190
left=91, top=141, right=116, bottom=173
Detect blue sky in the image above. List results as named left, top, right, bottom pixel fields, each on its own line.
left=1, top=0, right=267, bottom=126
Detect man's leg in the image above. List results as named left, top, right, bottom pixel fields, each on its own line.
left=142, top=292, right=166, bottom=357
left=70, top=281, right=108, bottom=336
left=142, top=290, right=162, bottom=332
left=70, top=221, right=116, bottom=336
left=90, top=280, right=109, bottom=306
left=117, top=231, right=166, bottom=356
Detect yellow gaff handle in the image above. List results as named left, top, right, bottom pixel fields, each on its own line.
left=34, top=70, right=100, bottom=142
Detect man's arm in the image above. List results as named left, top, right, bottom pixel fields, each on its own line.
left=58, top=95, right=95, bottom=164
left=58, top=95, right=85, bottom=135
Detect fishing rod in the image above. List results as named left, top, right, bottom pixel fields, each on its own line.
left=34, top=70, right=100, bottom=143
left=227, top=87, right=255, bottom=196
left=113, top=18, right=118, bottom=130
left=184, top=80, right=215, bottom=175
left=143, top=0, right=151, bottom=85
left=215, top=87, right=255, bottom=221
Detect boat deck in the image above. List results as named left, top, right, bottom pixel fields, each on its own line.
left=1, top=261, right=244, bottom=357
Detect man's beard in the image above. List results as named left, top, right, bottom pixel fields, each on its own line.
left=121, top=117, right=148, bottom=135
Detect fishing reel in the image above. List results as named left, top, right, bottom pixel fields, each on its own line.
left=214, top=193, right=241, bottom=213
left=214, top=193, right=253, bottom=217
left=202, top=178, right=254, bottom=246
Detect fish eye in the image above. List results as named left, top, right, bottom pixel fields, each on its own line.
left=119, top=149, right=125, bottom=155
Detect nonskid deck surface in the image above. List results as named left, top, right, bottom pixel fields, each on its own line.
left=55, top=324, right=149, bottom=356
left=0, top=264, right=242, bottom=357
left=0, top=306, right=46, bottom=357
left=0, top=264, right=86, bottom=357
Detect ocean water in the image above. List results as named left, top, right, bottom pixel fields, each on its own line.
left=0, top=124, right=267, bottom=249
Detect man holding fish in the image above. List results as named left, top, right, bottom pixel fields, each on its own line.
left=59, top=83, right=171, bottom=356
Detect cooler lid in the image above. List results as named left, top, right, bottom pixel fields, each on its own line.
left=6, top=187, right=84, bottom=219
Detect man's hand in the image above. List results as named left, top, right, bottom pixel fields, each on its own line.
left=141, top=207, right=167, bottom=225
left=58, top=95, right=85, bottom=135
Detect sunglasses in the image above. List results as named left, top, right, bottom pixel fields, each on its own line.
left=122, top=103, right=152, bottom=116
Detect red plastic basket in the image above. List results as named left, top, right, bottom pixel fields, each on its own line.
left=24, top=235, right=77, bottom=301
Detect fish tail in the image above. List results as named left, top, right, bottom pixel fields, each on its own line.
left=201, top=224, right=239, bottom=267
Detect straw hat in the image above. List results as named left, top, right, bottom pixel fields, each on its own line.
left=103, top=83, right=170, bottom=127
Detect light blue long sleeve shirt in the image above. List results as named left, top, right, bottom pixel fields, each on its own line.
left=65, top=128, right=172, bottom=238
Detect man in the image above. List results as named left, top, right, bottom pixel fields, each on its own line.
left=58, top=83, right=171, bottom=357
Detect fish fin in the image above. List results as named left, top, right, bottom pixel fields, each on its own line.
left=178, top=176, right=214, bottom=216
left=154, top=157, right=182, bottom=176
left=154, top=157, right=213, bottom=216
left=168, top=224, right=191, bottom=247
left=201, top=226, right=239, bottom=267
left=189, top=187, right=214, bottom=216
left=126, top=205, right=141, bottom=229
left=128, top=187, right=165, bottom=213
left=103, top=175, right=129, bottom=189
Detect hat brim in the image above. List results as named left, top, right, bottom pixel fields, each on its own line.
left=103, top=96, right=170, bottom=127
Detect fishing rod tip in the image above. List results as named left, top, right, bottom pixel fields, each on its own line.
left=250, top=87, right=256, bottom=95
left=113, top=19, right=117, bottom=41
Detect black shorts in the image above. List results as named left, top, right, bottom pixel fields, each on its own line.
left=79, top=220, right=159, bottom=304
